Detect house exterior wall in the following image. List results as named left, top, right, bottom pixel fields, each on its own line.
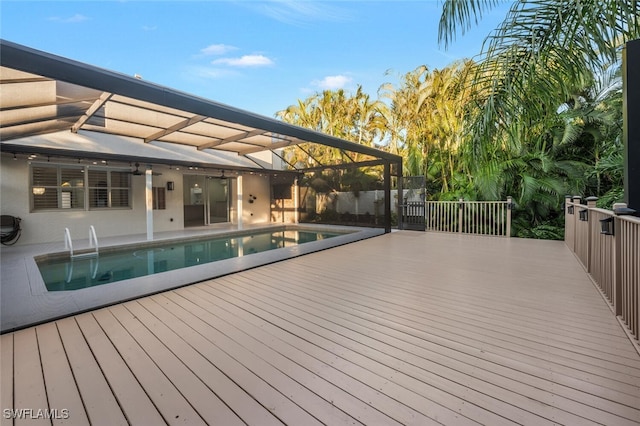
left=228, top=173, right=271, bottom=226
left=0, top=154, right=273, bottom=246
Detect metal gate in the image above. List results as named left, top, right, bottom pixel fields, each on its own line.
left=400, top=176, right=426, bottom=231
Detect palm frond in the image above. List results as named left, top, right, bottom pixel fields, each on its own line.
left=438, top=0, right=502, bottom=48
left=460, top=0, right=639, bottom=147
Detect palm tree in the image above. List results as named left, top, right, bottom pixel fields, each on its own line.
left=379, top=65, right=432, bottom=177
left=438, top=0, right=639, bottom=150
left=379, top=61, right=478, bottom=197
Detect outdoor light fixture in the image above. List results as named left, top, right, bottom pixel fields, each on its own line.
left=567, top=205, right=574, bottom=214
left=166, top=181, right=174, bottom=191
left=32, top=187, right=45, bottom=195
left=600, top=217, right=614, bottom=236
left=579, top=209, right=588, bottom=221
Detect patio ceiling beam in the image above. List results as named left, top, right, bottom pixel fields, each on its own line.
left=268, top=149, right=299, bottom=170
left=1, top=113, right=83, bottom=130
left=1, top=76, right=51, bottom=84
left=0, top=96, right=100, bottom=112
left=144, top=114, right=207, bottom=143
left=240, top=154, right=268, bottom=169
left=237, top=139, right=295, bottom=155
left=0, top=121, right=78, bottom=141
left=299, top=158, right=388, bottom=173
left=339, top=149, right=356, bottom=163
left=71, top=91, right=112, bottom=133
left=296, top=144, right=325, bottom=168
left=197, top=128, right=266, bottom=150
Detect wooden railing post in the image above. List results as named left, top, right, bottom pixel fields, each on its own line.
left=572, top=196, right=582, bottom=252
left=612, top=203, right=627, bottom=317
left=586, top=196, right=598, bottom=272
left=458, top=198, right=464, bottom=234
left=564, top=195, right=572, bottom=250
left=506, top=196, right=512, bottom=238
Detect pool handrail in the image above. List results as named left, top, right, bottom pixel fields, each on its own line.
left=65, top=226, right=99, bottom=258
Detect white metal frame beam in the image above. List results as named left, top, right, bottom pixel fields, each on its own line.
left=197, top=128, right=265, bottom=150
left=144, top=114, right=207, bottom=143
left=71, top=92, right=112, bottom=133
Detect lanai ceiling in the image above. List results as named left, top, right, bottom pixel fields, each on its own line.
left=0, top=40, right=401, bottom=172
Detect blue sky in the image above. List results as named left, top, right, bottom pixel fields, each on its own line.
left=1, top=1, right=513, bottom=117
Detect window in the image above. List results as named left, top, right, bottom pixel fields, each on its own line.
left=110, top=171, right=131, bottom=208
left=152, top=187, right=166, bottom=210
left=88, top=169, right=108, bottom=207
left=32, top=165, right=85, bottom=210
left=88, top=169, right=130, bottom=209
left=31, top=164, right=130, bottom=211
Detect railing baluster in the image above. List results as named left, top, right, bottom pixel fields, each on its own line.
left=423, top=199, right=510, bottom=237
left=565, top=198, right=639, bottom=342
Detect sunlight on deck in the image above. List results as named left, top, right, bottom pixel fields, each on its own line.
left=1, top=232, right=639, bottom=425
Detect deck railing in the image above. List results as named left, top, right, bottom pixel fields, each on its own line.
left=426, top=197, right=512, bottom=237
left=565, top=196, right=640, bottom=341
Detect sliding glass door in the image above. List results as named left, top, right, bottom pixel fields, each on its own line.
left=206, top=177, right=229, bottom=224
left=183, top=175, right=229, bottom=227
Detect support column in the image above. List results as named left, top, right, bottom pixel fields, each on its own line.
left=396, top=161, right=403, bottom=230
left=294, top=177, right=299, bottom=224
left=145, top=168, right=153, bottom=241
left=506, top=196, right=513, bottom=238
left=384, top=161, right=391, bottom=233
left=236, top=175, right=243, bottom=230
left=623, top=39, right=640, bottom=215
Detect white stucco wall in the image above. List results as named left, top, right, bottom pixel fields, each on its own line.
left=1, top=154, right=277, bottom=246
left=150, top=168, right=184, bottom=233
left=0, top=155, right=187, bottom=245
left=228, top=173, right=271, bottom=225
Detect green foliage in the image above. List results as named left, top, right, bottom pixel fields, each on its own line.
left=277, top=0, right=633, bottom=239
left=513, top=222, right=565, bottom=240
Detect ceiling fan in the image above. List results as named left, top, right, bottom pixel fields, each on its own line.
left=130, top=162, right=162, bottom=176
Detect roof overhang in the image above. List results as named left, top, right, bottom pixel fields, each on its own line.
left=0, top=39, right=402, bottom=174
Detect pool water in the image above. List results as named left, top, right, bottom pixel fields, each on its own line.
left=37, top=229, right=342, bottom=291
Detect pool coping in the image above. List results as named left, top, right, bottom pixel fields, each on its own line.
left=1, top=224, right=383, bottom=333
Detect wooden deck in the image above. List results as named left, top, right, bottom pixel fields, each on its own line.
left=1, top=231, right=639, bottom=425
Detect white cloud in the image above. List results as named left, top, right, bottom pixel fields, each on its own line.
left=201, top=44, right=237, bottom=56
left=48, top=14, right=89, bottom=23
left=312, top=75, right=352, bottom=90
left=142, top=25, right=157, bottom=31
left=212, top=55, right=274, bottom=67
left=251, top=1, right=352, bottom=26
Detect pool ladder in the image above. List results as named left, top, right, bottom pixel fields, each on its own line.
left=65, top=226, right=99, bottom=258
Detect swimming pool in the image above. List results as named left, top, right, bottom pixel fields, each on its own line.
left=37, top=229, right=344, bottom=291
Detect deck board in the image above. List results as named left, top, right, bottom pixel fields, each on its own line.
left=12, top=328, right=49, bottom=425
left=36, top=322, right=89, bottom=426
left=74, top=313, right=165, bottom=425
left=1, top=231, right=640, bottom=425
left=55, top=317, right=127, bottom=426
left=122, top=300, right=282, bottom=426
left=205, top=272, right=617, bottom=425
left=1, top=334, right=13, bottom=426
